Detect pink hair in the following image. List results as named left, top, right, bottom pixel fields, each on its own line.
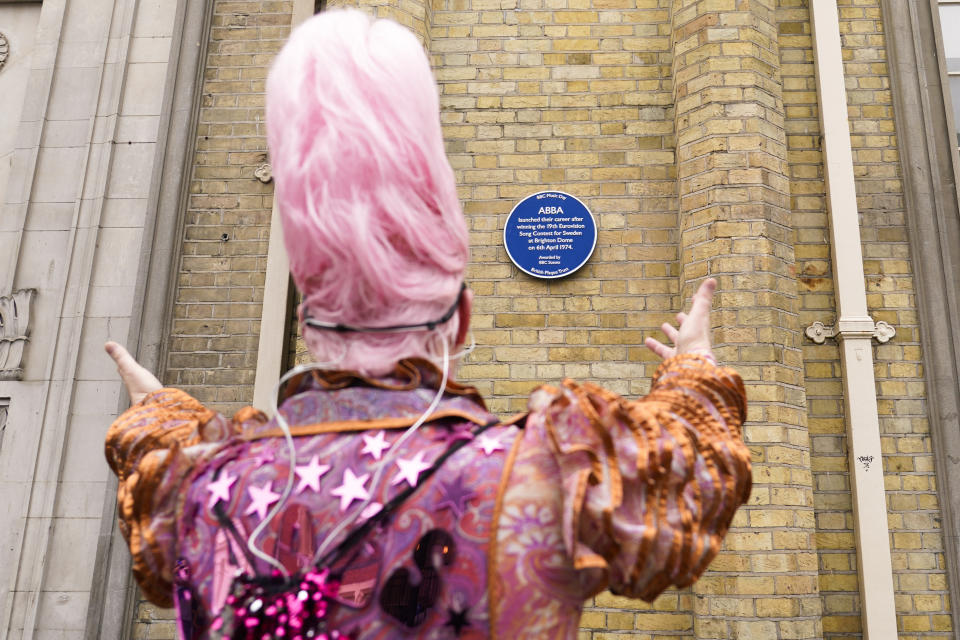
left=266, top=9, right=468, bottom=375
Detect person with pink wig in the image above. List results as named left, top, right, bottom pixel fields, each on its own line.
left=104, top=9, right=751, bottom=639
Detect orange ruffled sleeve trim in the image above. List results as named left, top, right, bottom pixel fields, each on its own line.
left=537, top=353, right=751, bottom=602
left=105, top=389, right=265, bottom=606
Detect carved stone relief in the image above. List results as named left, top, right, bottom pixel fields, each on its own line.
left=0, top=289, right=36, bottom=380
left=0, top=32, right=8, bottom=73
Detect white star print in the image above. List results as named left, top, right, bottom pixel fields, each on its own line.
left=206, top=472, right=236, bottom=508
left=244, top=482, right=281, bottom=520
left=294, top=455, right=330, bottom=494
left=391, top=450, right=432, bottom=488
left=476, top=434, right=505, bottom=456
left=361, top=432, right=391, bottom=461
left=330, top=468, right=371, bottom=511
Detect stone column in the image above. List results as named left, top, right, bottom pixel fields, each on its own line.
left=671, top=1, right=821, bottom=638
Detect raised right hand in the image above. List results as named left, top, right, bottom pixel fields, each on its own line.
left=644, top=278, right=716, bottom=361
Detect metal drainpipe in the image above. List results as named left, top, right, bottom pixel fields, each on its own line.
left=254, top=191, right=290, bottom=415
left=809, top=1, right=899, bottom=638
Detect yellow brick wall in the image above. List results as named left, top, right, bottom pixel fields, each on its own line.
left=163, top=0, right=291, bottom=416
left=780, top=0, right=954, bottom=637
left=777, top=2, right=851, bottom=636
left=134, top=0, right=954, bottom=638
left=433, top=0, right=677, bottom=408
left=840, top=0, right=951, bottom=635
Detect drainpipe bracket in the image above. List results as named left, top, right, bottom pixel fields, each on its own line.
left=837, top=316, right=879, bottom=337
left=804, top=318, right=896, bottom=344
left=804, top=320, right=837, bottom=344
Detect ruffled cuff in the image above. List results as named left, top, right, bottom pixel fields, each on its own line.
left=535, top=354, right=751, bottom=601
left=105, top=389, right=255, bottom=605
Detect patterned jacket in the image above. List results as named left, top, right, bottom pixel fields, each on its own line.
left=105, top=354, right=751, bottom=639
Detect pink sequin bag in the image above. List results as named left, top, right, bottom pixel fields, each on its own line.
left=209, top=565, right=342, bottom=640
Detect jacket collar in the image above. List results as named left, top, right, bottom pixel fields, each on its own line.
left=245, top=359, right=494, bottom=440
left=296, top=358, right=486, bottom=407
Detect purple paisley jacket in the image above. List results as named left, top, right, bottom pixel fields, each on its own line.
left=105, top=354, right=751, bottom=639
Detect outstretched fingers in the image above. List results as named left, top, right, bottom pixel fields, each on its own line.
left=644, top=337, right=674, bottom=360
left=645, top=278, right=717, bottom=361
left=690, top=278, right=716, bottom=315
left=660, top=322, right=679, bottom=343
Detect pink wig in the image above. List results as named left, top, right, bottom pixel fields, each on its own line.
left=266, top=9, right=468, bottom=375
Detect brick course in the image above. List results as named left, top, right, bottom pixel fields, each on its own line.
left=162, top=1, right=291, bottom=415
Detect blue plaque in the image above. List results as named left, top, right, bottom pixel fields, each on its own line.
left=503, top=191, right=598, bottom=279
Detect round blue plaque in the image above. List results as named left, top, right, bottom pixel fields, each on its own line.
left=503, top=191, right=598, bottom=279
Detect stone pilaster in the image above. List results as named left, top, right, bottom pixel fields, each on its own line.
left=671, top=0, right=821, bottom=637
